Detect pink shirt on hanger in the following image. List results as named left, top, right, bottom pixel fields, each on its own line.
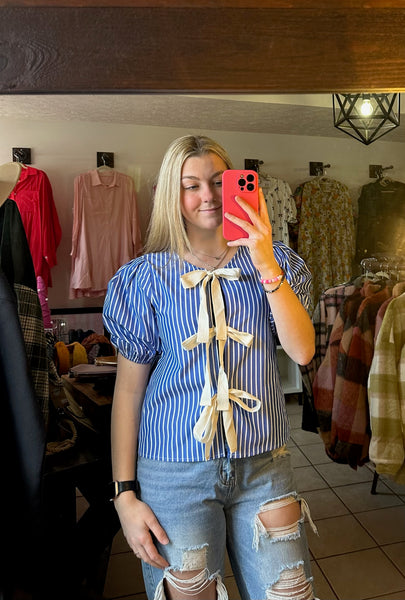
left=69, top=168, right=142, bottom=299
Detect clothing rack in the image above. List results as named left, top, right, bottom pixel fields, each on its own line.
left=361, top=255, right=405, bottom=282
left=361, top=254, right=405, bottom=494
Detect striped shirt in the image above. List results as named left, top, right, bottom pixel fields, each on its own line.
left=103, top=244, right=311, bottom=462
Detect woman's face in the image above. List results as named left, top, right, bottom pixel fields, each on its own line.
left=180, top=152, right=227, bottom=235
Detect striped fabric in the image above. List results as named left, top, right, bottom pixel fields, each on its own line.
left=103, top=244, right=311, bottom=462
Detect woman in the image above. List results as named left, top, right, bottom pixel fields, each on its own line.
left=103, top=135, right=318, bottom=600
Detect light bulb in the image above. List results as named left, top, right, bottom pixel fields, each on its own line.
left=360, top=97, right=373, bottom=117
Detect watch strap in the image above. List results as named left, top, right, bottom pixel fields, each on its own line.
left=109, top=480, right=137, bottom=501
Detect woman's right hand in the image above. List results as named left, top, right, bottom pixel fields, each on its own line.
left=114, top=493, right=170, bottom=569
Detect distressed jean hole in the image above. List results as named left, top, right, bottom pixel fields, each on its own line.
left=162, top=569, right=221, bottom=600
left=266, top=565, right=314, bottom=600
left=259, top=496, right=301, bottom=532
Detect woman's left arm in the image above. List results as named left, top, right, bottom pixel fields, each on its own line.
left=225, top=189, right=315, bottom=366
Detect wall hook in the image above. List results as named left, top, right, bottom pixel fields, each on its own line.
left=244, top=158, right=263, bottom=172
left=12, top=147, right=31, bottom=164
left=309, top=161, right=330, bottom=176
left=97, top=152, right=114, bottom=168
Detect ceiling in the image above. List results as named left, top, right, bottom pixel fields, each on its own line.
left=1, top=93, right=404, bottom=142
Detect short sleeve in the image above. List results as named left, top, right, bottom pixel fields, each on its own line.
left=103, top=258, right=161, bottom=363
left=274, top=242, right=312, bottom=310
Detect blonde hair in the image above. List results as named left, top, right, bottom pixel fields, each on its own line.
left=144, top=135, right=233, bottom=258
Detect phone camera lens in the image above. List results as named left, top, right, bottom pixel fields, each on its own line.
left=247, top=183, right=255, bottom=191
left=246, top=174, right=255, bottom=182
left=238, top=178, right=246, bottom=187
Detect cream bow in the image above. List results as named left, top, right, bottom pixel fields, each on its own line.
left=181, top=268, right=261, bottom=459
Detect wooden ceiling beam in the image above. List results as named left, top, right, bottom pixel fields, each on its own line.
left=0, top=5, right=405, bottom=93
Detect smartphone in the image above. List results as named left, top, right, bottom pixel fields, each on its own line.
left=222, top=169, right=259, bottom=240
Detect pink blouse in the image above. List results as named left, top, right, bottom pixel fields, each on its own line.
left=69, top=169, right=142, bottom=298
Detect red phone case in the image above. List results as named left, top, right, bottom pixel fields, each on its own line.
left=222, top=169, right=259, bottom=240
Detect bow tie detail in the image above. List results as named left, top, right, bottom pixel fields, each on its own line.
left=181, top=267, right=260, bottom=459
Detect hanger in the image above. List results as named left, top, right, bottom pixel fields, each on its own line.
left=96, top=152, right=114, bottom=172
left=375, top=165, right=396, bottom=189
left=13, top=151, right=28, bottom=169
left=97, top=160, right=113, bottom=173
left=97, top=164, right=113, bottom=173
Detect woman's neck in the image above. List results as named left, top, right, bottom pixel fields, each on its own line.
left=185, top=231, right=236, bottom=271
left=186, top=228, right=227, bottom=258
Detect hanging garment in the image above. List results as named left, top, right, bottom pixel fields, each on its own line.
left=355, top=179, right=405, bottom=266
left=259, top=174, right=296, bottom=245
left=69, top=169, right=142, bottom=298
left=291, top=177, right=355, bottom=313
left=9, top=165, right=62, bottom=288
left=368, top=293, right=405, bottom=484
left=313, top=280, right=391, bottom=468
left=9, top=165, right=61, bottom=327
left=300, top=281, right=357, bottom=433
left=0, top=267, right=46, bottom=597
left=0, top=198, right=49, bottom=424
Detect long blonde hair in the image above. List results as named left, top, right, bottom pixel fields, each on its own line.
left=144, top=135, right=233, bottom=258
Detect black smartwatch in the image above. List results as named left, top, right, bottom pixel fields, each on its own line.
left=109, top=480, right=137, bottom=501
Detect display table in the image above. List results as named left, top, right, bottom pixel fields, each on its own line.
left=40, top=375, right=118, bottom=599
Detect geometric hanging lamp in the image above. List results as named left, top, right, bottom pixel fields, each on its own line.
left=333, top=93, right=400, bottom=144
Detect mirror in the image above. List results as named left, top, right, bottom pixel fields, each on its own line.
left=2, top=5, right=405, bottom=598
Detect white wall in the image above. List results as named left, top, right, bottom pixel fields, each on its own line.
left=1, top=116, right=405, bottom=309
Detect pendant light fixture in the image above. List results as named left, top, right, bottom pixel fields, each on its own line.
left=333, top=93, right=400, bottom=144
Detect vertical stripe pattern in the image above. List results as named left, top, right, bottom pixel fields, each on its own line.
left=103, top=244, right=311, bottom=462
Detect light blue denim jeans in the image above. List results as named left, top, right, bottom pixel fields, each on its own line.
left=137, top=447, right=316, bottom=600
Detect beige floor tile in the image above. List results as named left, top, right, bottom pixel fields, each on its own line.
left=294, top=465, right=329, bottom=492
left=379, top=476, right=405, bottom=497
left=104, top=551, right=145, bottom=598
left=305, top=514, right=376, bottom=559
left=290, top=428, right=321, bottom=446
left=76, top=494, right=90, bottom=521
left=317, top=547, right=405, bottom=600
left=382, top=542, right=405, bottom=576
left=111, top=528, right=131, bottom=553
left=356, top=506, right=405, bottom=545
left=110, top=594, right=148, bottom=600
left=289, top=412, right=304, bottom=429
left=367, top=592, right=405, bottom=600
left=315, top=462, right=373, bottom=488
left=223, top=575, right=242, bottom=600
left=300, top=442, right=335, bottom=465
left=303, top=488, right=349, bottom=520
left=286, top=436, right=297, bottom=448
left=289, top=444, right=311, bottom=468
left=310, top=561, right=337, bottom=600
left=334, top=481, right=403, bottom=513
left=285, top=397, right=303, bottom=414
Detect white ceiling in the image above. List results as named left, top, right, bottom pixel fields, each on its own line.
left=1, top=93, right=404, bottom=142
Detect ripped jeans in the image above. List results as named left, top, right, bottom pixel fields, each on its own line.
left=137, top=448, right=317, bottom=600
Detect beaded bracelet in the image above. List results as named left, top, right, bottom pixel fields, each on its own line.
left=260, top=270, right=284, bottom=285
left=262, top=271, right=286, bottom=294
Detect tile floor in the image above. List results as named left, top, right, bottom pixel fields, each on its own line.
left=101, top=396, right=405, bottom=600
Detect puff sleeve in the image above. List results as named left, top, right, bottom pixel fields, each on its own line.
left=103, top=258, right=161, bottom=364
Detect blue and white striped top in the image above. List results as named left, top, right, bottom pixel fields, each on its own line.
left=103, top=244, right=311, bottom=462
